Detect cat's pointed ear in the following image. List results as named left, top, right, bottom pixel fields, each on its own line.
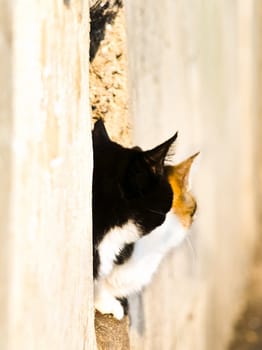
left=92, top=118, right=110, bottom=144
left=173, top=152, right=199, bottom=187
left=143, top=132, right=178, bottom=171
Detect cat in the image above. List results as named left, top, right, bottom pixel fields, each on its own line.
left=94, top=152, right=198, bottom=319
left=92, top=119, right=178, bottom=317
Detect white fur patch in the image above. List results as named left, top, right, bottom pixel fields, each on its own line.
left=98, top=220, right=140, bottom=278
left=102, top=211, right=188, bottom=297
left=94, top=281, right=124, bottom=320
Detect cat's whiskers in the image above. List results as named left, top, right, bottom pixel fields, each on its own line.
left=145, top=207, right=166, bottom=216
left=185, top=234, right=197, bottom=268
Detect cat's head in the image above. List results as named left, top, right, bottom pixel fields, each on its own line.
left=92, top=119, right=177, bottom=233
left=165, top=153, right=199, bottom=228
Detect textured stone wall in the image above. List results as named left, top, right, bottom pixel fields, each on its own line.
left=0, top=1, right=95, bottom=349
left=125, top=1, right=258, bottom=349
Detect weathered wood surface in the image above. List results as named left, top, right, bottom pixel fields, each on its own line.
left=125, top=1, right=258, bottom=349
left=0, top=1, right=95, bottom=349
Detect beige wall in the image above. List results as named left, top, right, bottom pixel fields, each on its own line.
left=125, top=1, right=258, bottom=349
left=0, top=2, right=12, bottom=349
left=0, top=1, right=95, bottom=349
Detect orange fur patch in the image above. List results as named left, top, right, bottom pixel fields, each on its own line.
left=167, top=153, right=198, bottom=228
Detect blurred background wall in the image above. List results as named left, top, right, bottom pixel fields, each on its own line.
left=0, top=1, right=95, bottom=349
left=125, top=1, right=260, bottom=349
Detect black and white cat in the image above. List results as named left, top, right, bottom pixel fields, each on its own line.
left=94, top=152, right=198, bottom=319
left=92, top=119, right=177, bottom=318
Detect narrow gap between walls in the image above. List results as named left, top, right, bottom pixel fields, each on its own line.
left=89, top=1, right=131, bottom=349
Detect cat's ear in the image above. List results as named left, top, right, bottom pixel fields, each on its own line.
left=92, top=119, right=110, bottom=144
left=173, top=152, right=199, bottom=187
left=143, top=133, right=178, bottom=172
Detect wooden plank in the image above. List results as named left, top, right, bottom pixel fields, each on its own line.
left=0, top=2, right=12, bottom=349
left=0, top=1, right=95, bottom=349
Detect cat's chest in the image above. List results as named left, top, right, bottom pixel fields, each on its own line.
left=157, top=211, right=187, bottom=246
left=133, top=211, right=188, bottom=256
left=98, top=221, right=140, bottom=277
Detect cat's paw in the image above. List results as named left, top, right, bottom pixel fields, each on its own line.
left=95, top=295, right=124, bottom=320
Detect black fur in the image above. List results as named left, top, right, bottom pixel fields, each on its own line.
left=116, top=297, right=129, bottom=316
left=90, top=0, right=123, bottom=61
left=114, top=243, right=135, bottom=265
left=92, top=119, right=177, bottom=278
